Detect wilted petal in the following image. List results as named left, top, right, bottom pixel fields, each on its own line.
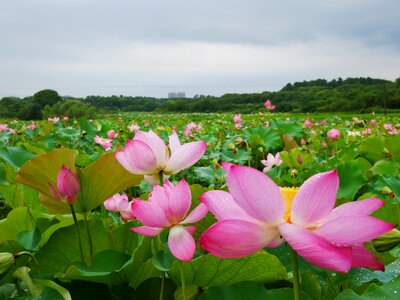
left=168, top=225, right=196, bottom=261
left=222, top=163, right=284, bottom=224
left=291, top=170, right=339, bottom=227
left=164, top=141, right=206, bottom=174
left=200, top=219, right=279, bottom=258
left=181, top=203, right=209, bottom=224
left=314, top=216, right=394, bottom=245
left=169, top=132, right=181, bottom=154
left=115, top=140, right=158, bottom=174
left=134, top=130, right=168, bottom=168
left=351, top=246, right=384, bottom=271
left=200, top=190, right=255, bottom=222
left=131, top=226, right=163, bottom=236
left=279, top=222, right=352, bottom=273
left=324, top=198, right=384, bottom=223
left=131, top=200, right=170, bottom=228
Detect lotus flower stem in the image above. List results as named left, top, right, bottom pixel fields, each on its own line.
left=69, top=204, right=84, bottom=263
left=159, top=271, right=165, bottom=300
left=83, top=212, right=93, bottom=265
left=290, top=247, right=301, bottom=300
left=180, top=261, right=187, bottom=300
left=15, top=251, right=41, bottom=275
left=159, top=171, right=164, bottom=187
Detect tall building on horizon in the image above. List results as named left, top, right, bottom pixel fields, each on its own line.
left=168, top=91, right=186, bottom=98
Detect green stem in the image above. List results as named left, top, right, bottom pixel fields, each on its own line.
left=159, top=171, right=164, bottom=187
left=290, top=248, right=301, bottom=300
left=69, top=204, right=84, bottom=264
left=15, top=251, right=41, bottom=275
left=159, top=271, right=165, bottom=300
left=83, top=212, right=93, bottom=265
left=180, top=261, right=187, bottom=300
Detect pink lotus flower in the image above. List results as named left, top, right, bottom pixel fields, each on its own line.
left=143, top=121, right=150, bottom=127
left=131, top=179, right=209, bottom=261
left=104, top=193, right=136, bottom=221
left=261, top=153, right=282, bottom=172
left=321, top=119, right=327, bottom=125
left=327, top=128, right=341, bottom=141
left=94, top=135, right=113, bottom=151
left=321, top=140, right=327, bottom=148
left=115, top=130, right=206, bottom=183
left=128, top=124, right=140, bottom=132
left=304, top=119, right=312, bottom=128
left=48, top=165, right=80, bottom=205
left=0, top=124, right=9, bottom=132
left=264, top=99, right=276, bottom=111
left=370, top=119, right=376, bottom=127
left=63, top=116, right=69, bottom=121
left=234, top=122, right=243, bottom=129
left=107, top=129, right=119, bottom=139
left=26, top=123, right=37, bottom=130
left=200, top=164, right=393, bottom=272
left=361, top=128, right=372, bottom=136
left=48, top=117, right=60, bottom=123
left=233, top=115, right=242, bottom=123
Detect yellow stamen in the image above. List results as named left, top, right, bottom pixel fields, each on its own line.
left=280, top=187, right=299, bottom=222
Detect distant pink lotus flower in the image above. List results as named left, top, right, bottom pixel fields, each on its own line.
left=131, top=179, right=208, bottom=261
left=104, top=193, right=136, bottom=221
left=362, top=128, right=372, bottom=136
left=107, top=129, right=119, bottom=139
left=48, top=117, right=60, bottom=123
left=48, top=165, right=80, bottom=205
left=63, top=116, right=69, bottom=121
left=8, top=128, right=16, bottom=135
left=143, top=121, right=150, bottom=127
left=301, top=138, right=306, bottom=145
left=264, top=99, right=276, bottom=111
left=115, top=130, right=206, bottom=183
left=384, top=123, right=393, bottom=131
left=0, top=124, right=10, bottom=132
left=304, top=119, right=312, bottom=128
left=26, top=123, right=37, bottom=130
left=264, top=121, right=270, bottom=128
left=370, top=119, right=376, bottom=127
left=327, top=128, right=341, bottom=141
left=234, top=122, right=243, bottom=129
left=321, top=119, right=327, bottom=125
left=94, top=135, right=113, bottom=151
left=261, top=153, right=282, bottom=172
left=321, top=140, right=327, bottom=148
left=233, top=115, right=242, bottom=123
left=128, top=124, right=140, bottom=132
left=200, top=164, right=393, bottom=272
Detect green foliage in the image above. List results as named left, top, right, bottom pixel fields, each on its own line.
left=42, top=100, right=96, bottom=119
left=33, top=89, right=62, bottom=108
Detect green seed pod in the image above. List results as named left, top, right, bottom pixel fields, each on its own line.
left=381, top=186, right=392, bottom=195
left=0, top=252, right=15, bottom=275
left=227, top=143, right=236, bottom=150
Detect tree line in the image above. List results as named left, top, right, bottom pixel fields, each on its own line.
left=1, top=77, right=399, bottom=120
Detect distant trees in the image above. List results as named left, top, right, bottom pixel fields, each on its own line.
left=1, top=77, right=399, bottom=120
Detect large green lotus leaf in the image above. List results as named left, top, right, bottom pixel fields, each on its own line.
left=371, top=160, right=400, bottom=177
left=198, top=282, right=312, bottom=300
left=337, top=157, right=371, bottom=200
left=358, top=136, right=400, bottom=163
left=243, top=127, right=282, bottom=151
left=335, top=276, right=400, bottom=300
left=169, top=252, right=286, bottom=288
left=16, top=149, right=77, bottom=214
left=0, top=208, right=35, bottom=243
left=0, top=146, right=36, bottom=168
left=56, top=128, right=81, bottom=140
left=270, top=119, right=305, bottom=139
left=76, top=151, right=142, bottom=212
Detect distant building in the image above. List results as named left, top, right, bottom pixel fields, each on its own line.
left=168, top=92, right=186, bottom=98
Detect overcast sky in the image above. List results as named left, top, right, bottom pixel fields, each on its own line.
left=1, top=0, right=399, bottom=98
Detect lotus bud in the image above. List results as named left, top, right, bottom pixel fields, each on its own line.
left=373, top=229, right=400, bottom=252
left=297, top=155, right=303, bottom=165
left=49, top=165, right=80, bottom=205
left=0, top=252, right=15, bottom=275
left=234, top=137, right=243, bottom=145
left=381, top=186, right=392, bottom=195
left=258, top=147, right=264, bottom=153
left=227, top=143, right=236, bottom=150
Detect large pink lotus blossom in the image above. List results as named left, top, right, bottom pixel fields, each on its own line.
left=264, top=99, right=276, bottom=111
left=104, top=193, right=136, bottom=221
left=115, top=130, right=206, bottom=183
left=261, top=153, right=282, bottom=172
left=200, top=163, right=394, bottom=272
left=48, top=165, right=80, bottom=205
left=131, top=179, right=209, bottom=261
left=327, top=128, right=341, bottom=141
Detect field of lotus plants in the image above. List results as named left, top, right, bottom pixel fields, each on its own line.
left=0, top=109, right=400, bottom=299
